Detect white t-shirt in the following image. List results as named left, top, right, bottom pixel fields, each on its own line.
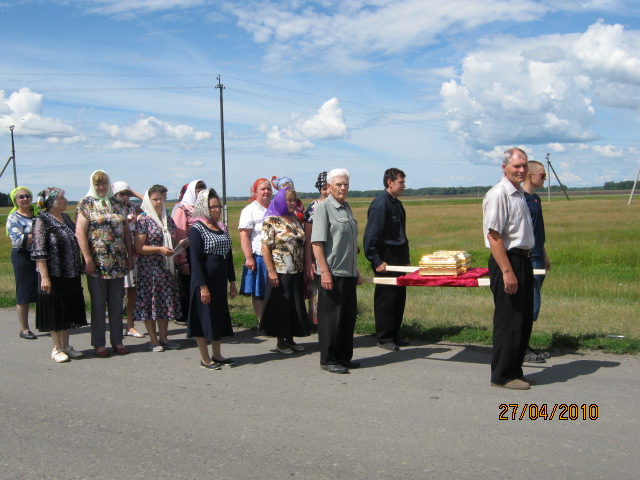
left=238, top=200, right=267, bottom=255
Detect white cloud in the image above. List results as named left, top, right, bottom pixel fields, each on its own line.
left=264, top=98, right=347, bottom=152
left=547, top=143, right=566, bottom=152
left=99, top=115, right=212, bottom=148
left=592, top=144, right=624, bottom=157
left=440, top=21, right=640, bottom=157
left=84, top=0, right=206, bottom=16
left=0, top=88, right=79, bottom=138
left=224, top=0, right=548, bottom=72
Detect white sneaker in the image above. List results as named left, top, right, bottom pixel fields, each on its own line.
left=51, top=349, right=70, bottom=363
left=149, top=343, right=164, bottom=352
left=63, top=346, right=84, bottom=358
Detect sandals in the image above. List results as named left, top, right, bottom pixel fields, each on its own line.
left=124, top=330, right=145, bottom=338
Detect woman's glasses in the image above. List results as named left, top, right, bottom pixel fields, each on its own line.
left=16, top=194, right=32, bottom=200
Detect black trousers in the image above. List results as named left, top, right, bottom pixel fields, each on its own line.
left=373, top=245, right=408, bottom=343
left=317, top=276, right=358, bottom=365
left=489, top=252, right=534, bottom=385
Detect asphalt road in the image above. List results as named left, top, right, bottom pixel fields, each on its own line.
left=1, top=308, right=638, bottom=480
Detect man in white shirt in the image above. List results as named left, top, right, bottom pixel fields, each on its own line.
left=482, top=147, right=536, bottom=390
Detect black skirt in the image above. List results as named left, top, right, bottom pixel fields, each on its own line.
left=187, top=255, right=234, bottom=341
left=36, top=275, right=87, bottom=332
left=259, top=272, right=310, bottom=338
left=11, top=248, right=37, bottom=304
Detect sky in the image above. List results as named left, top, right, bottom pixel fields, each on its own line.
left=1, top=0, right=640, bottom=200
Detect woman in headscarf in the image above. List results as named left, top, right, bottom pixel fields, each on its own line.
left=260, top=187, right=310, bottom=354
left=271, top=175, right=305, bottom=221
left=5, top=186, right=39, bottom=339
left=76, top=170, right=133, bottom=357
left=32, top=188, right=87, bottom=362
left=238, top=178, right=272, bottom=324
left=187, top=188, right=236, bottom=369
left=112, top=180, right=145, bottom=338
left=172, top=179, right=207, bottom=326
left=304, top=171, right=330, bottom=325
left=134, top=185, right=182, bottom=352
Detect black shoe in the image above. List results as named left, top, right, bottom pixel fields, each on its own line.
left=200, top=360, right=222, bottom=370
left=378, top=342, right=399, bottom=351
left=321, top=364, right=349, bottom=374
left=212, top=357, right=236, bottom=366
left=394, top=339, right=409, bottom=347
left=339, top=360, right=361, bottom=369
left=19, top=330, right=37, bottom=339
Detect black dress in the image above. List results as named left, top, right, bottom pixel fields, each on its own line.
left=186, top=221, right=235, bottom=341
left=31, top=212, right=87, bottom=332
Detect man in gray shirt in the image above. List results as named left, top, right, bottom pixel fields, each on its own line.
left=312, top=168, right=361, bottom=374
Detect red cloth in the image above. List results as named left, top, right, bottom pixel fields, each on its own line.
left=396, top=268, right=489, bottom=287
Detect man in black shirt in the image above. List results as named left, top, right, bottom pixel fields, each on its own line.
left=363, top=168, right=410, bottom=350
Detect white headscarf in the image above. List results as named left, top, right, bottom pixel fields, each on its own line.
left=181, top=179, right=203, bottom=208
left=141, top=189, right=175, bottom=275
left=86, top=170, right=113, bottom=211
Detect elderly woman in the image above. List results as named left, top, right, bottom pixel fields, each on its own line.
left=172, top=179, right=207, bottom=326
left=304, top=171, right=330, bottom=325
left=311, top=168, right=362, bottom=374
left=112, top=180, right=145, bottom=338
left=32, top=188, right=87, bottom=363
left=187, top=189, right=237, bottom=369
left=6, top=186, right=39, bottom=339
left=238, top=178, right=272, bottom=323
left=260, top=187, right=310, bottom=354
left=76, top=170, right=133, bottom=357
left=271, top=175, right=305, bottom=221
left=134, top=185, right=182, bottom=352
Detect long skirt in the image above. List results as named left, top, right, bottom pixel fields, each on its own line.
left=11, top=248, right=37, bottom=304
left=259, top=272, right=310, bottom=338
left=36, top=275, right=87, bottom=332
left=187, top=255, right=234, bottom=341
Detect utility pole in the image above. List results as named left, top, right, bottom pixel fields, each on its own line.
left=0, top=126, right=18, bottom=188
left=545, top=153, right=570, bottom=202
left=215, top=76, right=228, bottom=227
left=628, top=168, right=640, bottom=205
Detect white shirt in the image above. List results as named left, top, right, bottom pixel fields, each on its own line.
left=238, top=200, right=267, bottom=255
left=482, top=176, right=535, bottom=250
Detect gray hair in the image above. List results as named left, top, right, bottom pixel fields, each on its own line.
left=502, top=147, right=528, bottom=166
left=327, top=168, right=350, bottom=184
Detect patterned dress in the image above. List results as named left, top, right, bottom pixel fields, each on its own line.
left=304, top=200, right=322, bottom=323
left=133, top=215, right=182, bottom=322
left=259, top=215, right=310, bottom=338
left=7, top=211, right=38, bottom=304
left=76, top=196, right=129, bottom=279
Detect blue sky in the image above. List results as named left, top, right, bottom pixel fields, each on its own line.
left=2, top=0, right=640, bottom=200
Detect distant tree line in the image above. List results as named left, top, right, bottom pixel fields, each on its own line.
left=1, top=180, right=635, bottom=206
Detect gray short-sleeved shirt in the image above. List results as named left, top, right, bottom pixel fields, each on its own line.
left=311, top=195, right=358, bottom=278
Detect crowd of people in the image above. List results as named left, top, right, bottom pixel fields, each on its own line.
left=5, top=168, right=379, bottom=373
left=6, top=153, right=549, bottom=384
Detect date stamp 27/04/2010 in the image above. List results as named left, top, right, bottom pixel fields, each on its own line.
left=498, top=404, right=599, bottom=421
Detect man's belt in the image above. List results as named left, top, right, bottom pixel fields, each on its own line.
left=508, top=248, right=532, bottom=257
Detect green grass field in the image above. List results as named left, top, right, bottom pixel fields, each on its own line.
left=2, top=194, right=638, bottom=353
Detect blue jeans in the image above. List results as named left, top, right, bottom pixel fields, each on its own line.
left=532, top=257, right=546, bottom=321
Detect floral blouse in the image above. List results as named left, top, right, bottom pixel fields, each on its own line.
left=304, top=200, right=320, bottom=224
left=262, top=215, right=305, bottom=274
left=32, top=212, right=83, bottom=278
left=6, top=211, right=36, bottom=251
left=76, top=196, right=129, bottom=279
